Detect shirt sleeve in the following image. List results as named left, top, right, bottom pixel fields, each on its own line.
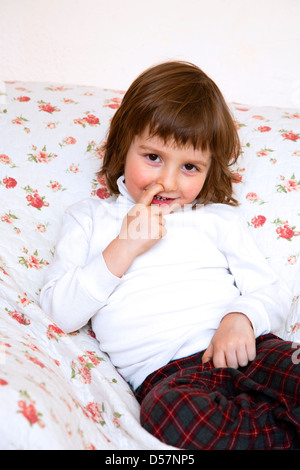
left=39, top=203, right=121, bottom=333
left=220, top=215, right=292, bottom=337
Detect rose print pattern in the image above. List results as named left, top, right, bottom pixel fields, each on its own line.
left=23, top=186, right=49, bottom=209
left=249, top=215, right=267, bottom=228
left=5, top=307, right=31, bottom=325
left=17, top=391, right=45, bottom=427
left=273, top=219, right=300, bottom=241
left=71, top=352, right=104, bottom=384
left=74, top=112, right=100, bottom=127
left=276, top=174, right=300, bottom=193
left=46, top=324, right=67, bottom=341
left=27, top=146, right=58, bottom=164
left=280, top=129, right=300, bottom=141
left=0, top=80, right=299, bottom=449
left=0, top=154, right=14, bottom=166
left=257, top=125, right=271, bottom=132
left=1, top=177, right=17, bottom=188
left=38, top=101, right=61, bottom=114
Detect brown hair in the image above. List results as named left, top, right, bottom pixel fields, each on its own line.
left=98, top=61, right=240, bottom=205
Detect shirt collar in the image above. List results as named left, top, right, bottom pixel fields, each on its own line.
left=116, top=175, right=136, bottom=206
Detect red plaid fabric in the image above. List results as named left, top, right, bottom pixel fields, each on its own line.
left=135, top=334, right=300, bottom=450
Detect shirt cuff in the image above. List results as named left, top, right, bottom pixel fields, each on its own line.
left=223, top=296, right=271, bottom=338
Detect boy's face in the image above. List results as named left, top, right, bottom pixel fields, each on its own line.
left=124, top=129, right=211, bottom=207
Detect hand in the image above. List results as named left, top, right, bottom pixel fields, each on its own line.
left=103, top=184, right=174, bottom=278
left=202, top=312, right=256, bottom=368
left=118, top=183, right=173, bottom=257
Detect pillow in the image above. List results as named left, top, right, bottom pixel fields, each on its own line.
left=229, top=103, right=300, bottom=298
left=0, top=81, right=119, bottom=299
left=0, top=82, right=299, bottom=308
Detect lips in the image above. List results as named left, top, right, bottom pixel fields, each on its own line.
left=151, top=195, right=175, bottom=206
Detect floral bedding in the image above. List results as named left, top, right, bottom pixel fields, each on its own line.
left=0, top=80, right=299, bottom=450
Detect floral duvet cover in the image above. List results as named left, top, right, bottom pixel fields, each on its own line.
left=0, top=80, right=299, bottom=449
left=0, top=277, right=171, bottom=450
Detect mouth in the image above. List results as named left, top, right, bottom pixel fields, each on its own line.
left=151, top=195, right=176, bottom=206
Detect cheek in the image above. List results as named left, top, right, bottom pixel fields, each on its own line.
left=184, top=176, right=207, bottom=199
left=125, top=165, right=150, bottom=188
left=124, top=160, right=154, bottom=200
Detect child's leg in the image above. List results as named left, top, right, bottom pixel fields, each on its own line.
left=136, top=334, right=300, bottom=450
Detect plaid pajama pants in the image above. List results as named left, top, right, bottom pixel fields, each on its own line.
left=135, top=334, right=300, bottom=450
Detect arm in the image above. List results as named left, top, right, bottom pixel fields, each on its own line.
left=222, top=215, right=291, bottom=336
left=102, top=183, right=172, bottom=277
left=203, top=214, right=291, bottom=368
left=40, top=204, right=122, bottom=333
left=41, top=185, right=172, bottom=333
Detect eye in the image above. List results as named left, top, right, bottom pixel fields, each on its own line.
left=183, top=163, right=197, bottom=172
left=146, top=154, right=160, bottom=162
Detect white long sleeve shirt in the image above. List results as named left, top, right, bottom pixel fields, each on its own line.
left=40, top=176, right=291, bottom=390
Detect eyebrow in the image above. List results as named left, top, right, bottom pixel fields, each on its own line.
left=138, top=144, right=209, bottom=168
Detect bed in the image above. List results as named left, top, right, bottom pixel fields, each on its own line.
left=0, top=80, right=299, bottom=450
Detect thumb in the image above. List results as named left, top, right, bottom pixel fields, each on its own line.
left=202, top=342, right=213, bottom=364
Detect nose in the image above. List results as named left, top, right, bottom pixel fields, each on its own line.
left=157, top=168, right=178, bottom=193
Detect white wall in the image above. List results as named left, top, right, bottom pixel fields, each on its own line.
left=0, top=0, right=300, bottom=107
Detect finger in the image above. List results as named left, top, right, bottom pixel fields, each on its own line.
left=246, top=341, right=256, bottom=362
left=202, top=343, right=213, bottom=364
left=212, top=349, right=227, bottom=368
left=236, top=349, right=249, bottom=368
left=225, top=351, right=239, bottom=369
left=236, top=340, right=256, bottom=367
left=138, top=184, right=164, bottom=206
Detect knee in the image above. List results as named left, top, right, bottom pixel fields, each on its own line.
left=140, top=385, right=183, bottom=445
left=140, top=379, right=217, bottom=449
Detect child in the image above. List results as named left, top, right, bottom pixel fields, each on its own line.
left=40, top=61, right=300, bottom=450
